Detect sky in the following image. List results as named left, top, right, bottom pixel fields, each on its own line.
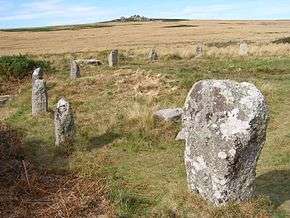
left=0, top=0, right=290, bottom=29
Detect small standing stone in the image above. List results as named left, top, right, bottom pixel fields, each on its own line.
left=182, top=80, right=268, bottom=206
left=148, top=49, right=158, bottom=62
left=70, top=60, right=80, bottom=79
left=32, top=67, right=44, bottom=84
left=196, top=44, right=203, bottom=58
left=32, top=79, right=48, bottom=116
left=108, top=49, right=118, bottom=67
left=239, top=42, right=249, bottom=56
left=54, top=98, right=75, bottom=146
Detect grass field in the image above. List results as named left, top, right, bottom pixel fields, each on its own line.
left=1, top=20, right=290, bottom=217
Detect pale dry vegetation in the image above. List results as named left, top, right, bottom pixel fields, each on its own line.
left=1, top=20, right=290, bottom=56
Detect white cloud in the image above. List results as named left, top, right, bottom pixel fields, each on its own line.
left=0, top=0, right=114, bottom=24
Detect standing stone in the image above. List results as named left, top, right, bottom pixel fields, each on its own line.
left=54, top=98, right=75, bottom=146
left=32, top=67, right=44, bottom=84
left=196, top=44, right=203, bottom=58
left=239, top=42, right=249, bottom=56
left=108, top=49, right=118, bottom=67
left=148, top=49, right=158, bottom=62
left=70, top=60, right=80, bottom=79
left=32, top=79, right=48, bottom=116
left=182, top=80, right=268, bottom=206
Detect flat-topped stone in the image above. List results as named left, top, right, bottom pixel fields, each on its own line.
left=76, top=59, right=102, bottom=65
left=32, top=79, right=48, bottom=116
left=108, top=50, right=118, bottom=67
left=70, top=60, right=80, bottom=79
left=154, top=108, right=183, bottom=122
left=239, top=42, right=249, bottom=56
left=54, top=98, right=75, bottom=146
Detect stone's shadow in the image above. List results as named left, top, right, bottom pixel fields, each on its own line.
left=256, top=170, right=290, bottom=209
left=88, top=131, right=120, bottom=150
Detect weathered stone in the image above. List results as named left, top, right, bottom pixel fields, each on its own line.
left=32, top=67, right=44, bottom=84
left=148, top=49, right=158, bottom=62
left=76, top=59, right=102, bottom=65
left=0, top=95, right=11, bottom=107
left=182, top=80, right=268, bottom=206
left=54, top=98, right=75, bottom=146
left=32, top=79, right=48, bottom=116
left=108, top=50, right=118, bottom=67
left=154, top=108, right=183, bottom=122
left=70, top=60, right=80, bottom=79
left=175, top=128, right=187, bottom=141
left=239, top=42, right=249, bottom=56
left=196, top=44, right=203, bottom=58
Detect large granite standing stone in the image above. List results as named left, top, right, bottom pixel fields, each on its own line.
left=70, top=60, right=80, bottom=79
left=239, top=42, right=249, bottom=56
left=32, top=67, right=44, bottom=84
left=108, top=50, right=118, bottom=67
left=148, top=49, right=158, bottom=62
left=54, top=98, right=75, bottom=146
left=182, top=80, right=268, bottom=206
left=32, top=79, right=48, bottom=116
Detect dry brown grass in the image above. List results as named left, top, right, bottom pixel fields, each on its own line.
left=1, top=20, right=290, bottom=56
left=0, top=123, right=114, bottom=218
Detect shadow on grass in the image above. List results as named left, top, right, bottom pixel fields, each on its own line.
left=256, top=170, right=290, bottom=209
left=88, top=131, right=120, bottom=150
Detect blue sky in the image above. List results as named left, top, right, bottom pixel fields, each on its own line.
left=0, top=0, right=289, bottom=29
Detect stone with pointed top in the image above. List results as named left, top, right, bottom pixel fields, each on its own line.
left=182, top=80, right=268, bottom=206
left=70, top=60, right=80, bottom=79
left=108, top=50, right=118, bottom=67
left=32, top=67, right=44, bottom=84
left=32, top=79, right=48, bottom=116
left=54, top=98, right=75, bottom=146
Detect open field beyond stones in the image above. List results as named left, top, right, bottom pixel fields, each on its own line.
left=1, top=21, right=290, bottom=217
left=1, top=20, right=290, bottom=56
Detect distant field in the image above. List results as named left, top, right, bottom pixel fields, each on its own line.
left=1, top=20, right=290, bottom=56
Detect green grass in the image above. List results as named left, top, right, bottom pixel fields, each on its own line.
left=0, top=55, right=51, bottom=80
left=2, top=54, right=290, bottom=216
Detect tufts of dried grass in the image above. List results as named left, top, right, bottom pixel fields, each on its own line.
left=0, top=123, right=114, bottom=217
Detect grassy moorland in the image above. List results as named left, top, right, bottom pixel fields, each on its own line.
left=1, top=49, right=290, bottom=217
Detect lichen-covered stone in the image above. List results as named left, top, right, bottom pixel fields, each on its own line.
left=239, top=42, right=248, bottom=56
left=148, top=49, right=158, bottom=62
left=154, top=108, right=183, bottom=122
left=108, top=50, right=118, bottom=67
left=70, top=60, right=80, bottom=79
left=32, top=67, right=44, bottom=84
left=182, top=80, right=268, bottom=206
left=54, top=98, right=75, bottom=146
left=32, top=79, right=48, bottom=116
